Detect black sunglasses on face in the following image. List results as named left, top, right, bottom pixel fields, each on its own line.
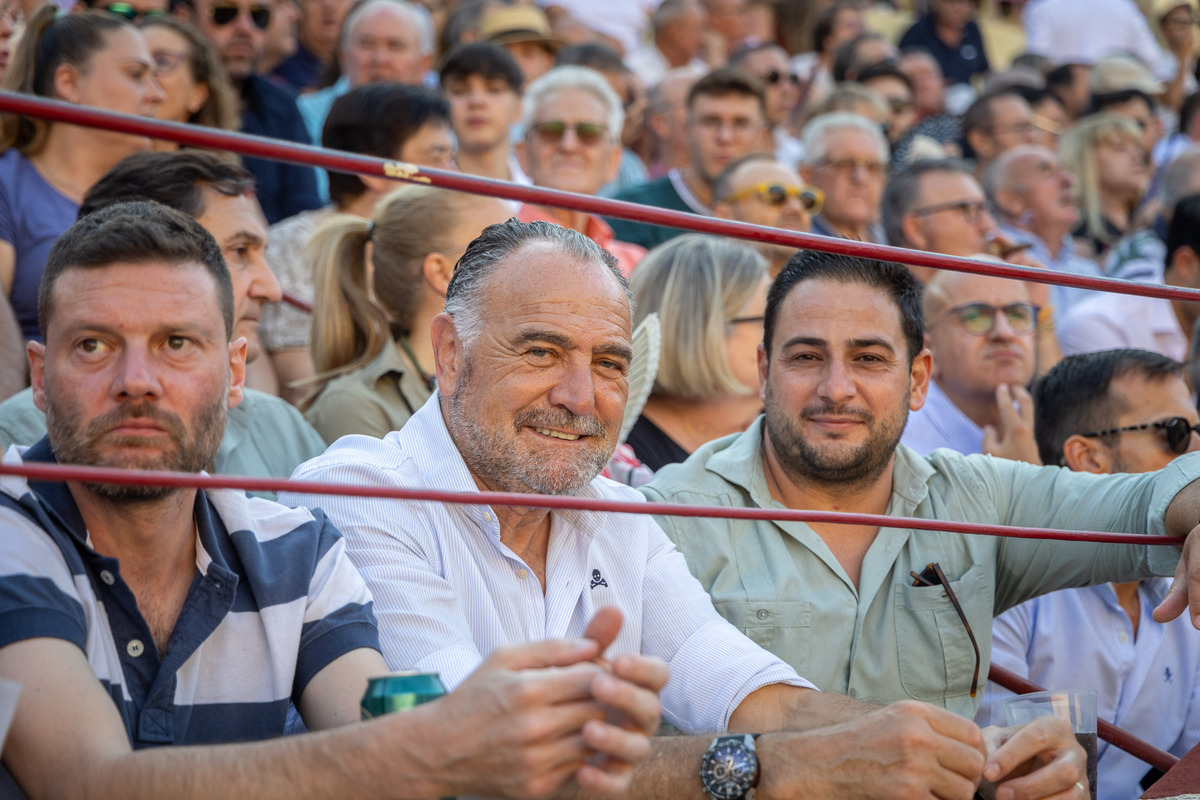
left=208, top=3, right=271, bottom=29
left=760, top=69, right=800, bottom=86
left=1080, top=416, right=1200, bottom=456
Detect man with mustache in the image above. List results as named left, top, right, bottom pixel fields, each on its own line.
left=284, top=219, right=1100, bottom=800
left=0, top=202, right=666, bottom=800
left=642, top=249, right=1200, bottom=799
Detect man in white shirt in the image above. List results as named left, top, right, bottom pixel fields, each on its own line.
left=283, top=218, right=1088, bottom=800
left=1058, top=192, right=1200, bottom=359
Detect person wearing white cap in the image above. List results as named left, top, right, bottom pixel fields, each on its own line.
left=1154, top=0, right=1200, bottom=111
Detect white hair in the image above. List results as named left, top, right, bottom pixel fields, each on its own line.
left=341, top=0, right=433, bottom=56
left=521, top=66, right=625, bottom=143
left=799, top=111, right=889, bottom=166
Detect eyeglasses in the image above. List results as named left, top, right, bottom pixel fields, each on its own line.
left=728, top=315, right=765, bottom=326
left=910, top=199, right=989, bottom=223
left=886, top=96, right=914, bottom=114
left=692, top=115, right=764, bottom=138
left=910, top=562, right=980, bottom=698
left=816, top=156, right=887, bottom=177
left=760, top=69, right=801, bottom=86
left=990, top=121, right=1037, bottom=137
left=151, top=49, right=190, bottom=77
left=530, top=120, right=609, bottom=147
left=103, top=2, right=166, bottom=21
left=723, top=183, right=825, bottom=213
left=1080, top=416, right=1200, bottom=455
left=936, top=302, right=1039, bottom=336
left=207, top=2, right=272, bottom=29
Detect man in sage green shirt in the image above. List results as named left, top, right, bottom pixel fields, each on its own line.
left=641, top=250, right=1198, bottom=721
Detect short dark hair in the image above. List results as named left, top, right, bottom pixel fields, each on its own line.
left=1166, top=192, right=1200, bottom=270
left=687, top=66, right=767, bottom=119
left=812, top=1, right=855, bottom=54
left=557, top=42, right=627, bottom=74
left=39, top=201, right=233, bottom=341
left=765, top=251, right=924, bottom=363
left=1032, top=349, right=1183, bottom=465
left=832, top=31, right=888, bottom=82
left=439, top=41, right=523, bottom=94
left=1088, top=88, right=1154, bottom=116
left=857, top=61, right=913, bottom=93
left=79, top=151, right=256, bottom=220
left=961, top=89, right=1026, bottom=158
left=322, top=82, right=451, bottom=207
left=881, top=157, right=973, bottom=249
left=1010, top=84, right=1065, bottom=113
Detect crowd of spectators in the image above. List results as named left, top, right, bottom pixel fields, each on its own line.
left=3, top=0, right=1200, bottom=798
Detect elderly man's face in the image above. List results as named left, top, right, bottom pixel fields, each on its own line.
left=341, top=3, right=426, bottom=86
left=924, top=274, right=1036, bottom=401
left=518, top=87, right=622, bottom=195
left=715, top=159, right=813, bottom=272
left=438, top=242, right=632, bottom=495
left=903, top=170, right=995, bottom=257
left=31, top=261, right=245, bottom=501
left=803, top=127, right=887, bottom=231
left=1004, top=149, right=1078, bottom=233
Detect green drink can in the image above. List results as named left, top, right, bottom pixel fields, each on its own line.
left=361, top=671, right=447, bottom=720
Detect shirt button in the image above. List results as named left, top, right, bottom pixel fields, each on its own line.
left=127, top=639, right=145, bottom=657
left=756, top=609, right=769, bottom=620
left=517, top=568, right=529, bottom=579
left=1119, top=632, right=1129, bottom=643
left=483, top=511, right=492, bottom=522
left=99, top=570, right=115, bottom=585
left=848, top=688, right=857, bottom=697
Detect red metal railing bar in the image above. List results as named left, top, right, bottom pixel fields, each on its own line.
left=3, top=91, right=1199, bottom=303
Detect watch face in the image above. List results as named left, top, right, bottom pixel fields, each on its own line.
left=700, top=740, right=757, bottom=800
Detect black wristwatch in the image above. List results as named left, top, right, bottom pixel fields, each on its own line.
left=699, top=733, right=759, bottom=800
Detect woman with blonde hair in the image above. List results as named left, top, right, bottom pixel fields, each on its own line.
left=139, top=16, right=238, bottom=149
left=1059, top=112, right=1150, bottom=260
left=624, top=234, right=769, bottom=473
left=0, top=6, right=161, bottom=342
left=301, top=184, right=511, bottom=442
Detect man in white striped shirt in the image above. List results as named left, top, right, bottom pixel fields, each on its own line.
left=0, top=203, right=666, bottom=800
left=285, top=218, right=1080, bottom=800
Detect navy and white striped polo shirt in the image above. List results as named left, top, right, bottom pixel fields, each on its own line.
left=0, top=439, right=379, bottom=747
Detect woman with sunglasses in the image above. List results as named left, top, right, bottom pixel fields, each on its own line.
left=139, top=16, right=238, bottom=149
left=621, top=235, right=769, bottom=477
left=0, top=6, right=162, bottom=343
left=298, top=185, right=511, bottom=442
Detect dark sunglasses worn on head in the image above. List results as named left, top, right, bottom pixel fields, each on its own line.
left=1080, top=416, right=1200, bottom=456
left=103, top=2, right=166, bottom=21
left=530, top=120, right=608, bottom=147
left=910, top=562, right=980, bottom=698
left=208, top=2, right=271, bottom=29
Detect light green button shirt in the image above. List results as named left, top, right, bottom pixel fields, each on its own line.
left=640, top=417, right=1189, bottom=718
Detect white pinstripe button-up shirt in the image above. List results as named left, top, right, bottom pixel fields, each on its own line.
left=282, top=395, right=813, bottom=734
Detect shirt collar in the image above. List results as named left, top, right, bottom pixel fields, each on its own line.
left=701, top=415, right=935, bottom=513
left=12, top=436, right=229, bottom=576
